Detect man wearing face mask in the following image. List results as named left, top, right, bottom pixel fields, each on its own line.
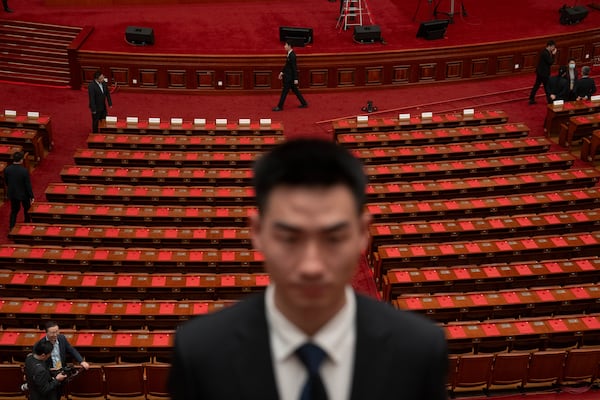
left=567, top=59, right=579, bottom=101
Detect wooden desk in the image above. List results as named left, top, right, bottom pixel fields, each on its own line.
left=87, top=133, right=284, bottom=151
left=0, top=145, right=24, bottom=163
left=375, top=231, right=600, bottom=274
left=332, top=110, right=508, bottom=139
left=351, top=137, right=552, bottom=165
left=0, top=270, right=270, bottom=301
left=364, top=152, right=574, bottom=182
left=581, top=129, right=600, bottom=162
left=9, top=223, right=253, bottom=249
left=0, top=114, right=53, bottom=150
left=558, top=112, right=600, bottom=147
left=73, top=148, right=262, bottom=168
left=366, top=168, right=600, bottom=202
left=29, top=202, right=257, bottom=226
left=369, top=208, right=600, bottom=249
left=0, top=128, right=44, bottom=161
left=382, top=257, right=600, bottom=301
left=368, top=188, right=600, bottom=222
left=0, top=244, right=265, bottom=273
left=60, top=165, right=253, bottom=186
left=544, top=100, right=600, bottom=136
left=99, top=119, right=284, bottom=135
left=394, top=283, right=600, bottom=322
left=337, top=123, right=528, bottom=148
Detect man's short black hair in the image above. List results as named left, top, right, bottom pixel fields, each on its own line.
left=582, top=66, right=591, bottom=76
left=45, top=321, right=58, bottom=331
left=12, top=151, right=24, bottom=163
left=93, top=70, right=103, bottom=79
left=33, top=340, right=53, bottom=356
left=252, top=139, right=367, bottom=215
left=547, top=40, right=556, bottom=47
left=285, top=41, right=294, bottom=48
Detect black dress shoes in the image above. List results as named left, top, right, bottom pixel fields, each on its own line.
left=272, top=107, right=282, bottom=111
left=4, top=8, right=14, bottom=12
left=299, top=104, right=308, bottom=108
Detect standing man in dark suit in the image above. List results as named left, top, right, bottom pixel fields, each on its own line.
left=273, top=41, right=308, bottom=111
left=25, top=341, right=67, bottom=400
left=35, top=321, right=90, bottom=372
left=547, top=65, right=569, bottom=104
left=4, top=151, right=34, bottom=231
left=573, top=66, right=597, bottom=101
left=88, top=70, right=112, bottom=133
left=169, top=139, right=448, bottom=400
left=529, top=40, right=557, bottom=104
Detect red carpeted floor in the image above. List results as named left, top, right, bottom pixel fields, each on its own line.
left=2, top=0, right=600, bottom=54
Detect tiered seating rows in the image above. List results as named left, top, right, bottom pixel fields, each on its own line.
left=544, top=99, right=600, bottom=135
left=558, top=112, right=600, bottom=147
left=0, top=128, right=44, bottom=161
left=99, top=119, right=284, bottom=135
left=0, top=113, right=54, bottom=149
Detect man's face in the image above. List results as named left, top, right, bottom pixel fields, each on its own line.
left=46, top=325, right=59, bottom=343
left=96, top=74, right=105, bottom=83
left=251, top=185, right=369, bottom=318
left=284, top=43, right=291, bottom=52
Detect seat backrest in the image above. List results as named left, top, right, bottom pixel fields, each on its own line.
left=526, top=350, right=566, bottom=386
left=145, top=364, right=170, bottom=398
left=0, top=364, right=25, bottom=397
left=488, top=352, right=530, bottom=388
left=103, top=364, right=145, bottom=397
left=453, top=354, right=494, bottom=390
left=561, top=348, right=600, bottom=384
left=66, top=365, right=106, bottom=400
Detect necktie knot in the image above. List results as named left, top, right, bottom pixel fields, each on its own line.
left=296, top=342, right=327, bottom=375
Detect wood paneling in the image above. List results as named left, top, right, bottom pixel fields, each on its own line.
left=72, top=29, right=600, bottom=92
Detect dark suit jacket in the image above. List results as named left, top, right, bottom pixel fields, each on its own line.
left=4, top=163, right=33, bottom=201
left=547, top=76, right=568, bottom=101
left=35, top=334, right=84, bottom=369
left=88, top=80, right=112, bottom=115
left=25, top=354, right=61, bottom=400
left=536, top=48, right=555, bottom=77
left=574, top=76, right=597, bottom=99
left=169, top=292, right=448, bottom=400
left=281, top=50, right=299, bottom=82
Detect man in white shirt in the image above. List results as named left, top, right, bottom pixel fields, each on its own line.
left=169, top=139, right=448, bottom=400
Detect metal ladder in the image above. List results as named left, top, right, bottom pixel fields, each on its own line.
left=336, top=0, right=374, bottom=31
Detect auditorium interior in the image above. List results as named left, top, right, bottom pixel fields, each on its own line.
left=2, top=0, right=600, bottom=397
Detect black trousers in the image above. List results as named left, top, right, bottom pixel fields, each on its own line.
left=9, top=198, right=31, bottom=230
left=529, top=73, right=550, bottom=102
left=2, top=0, right=9, bottom=10
left=277, top=80, right=307, bottom=109
left=91, top=109, right=107, bottom=133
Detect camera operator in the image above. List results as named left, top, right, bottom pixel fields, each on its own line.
left=25, top=341, right=67, bottom=400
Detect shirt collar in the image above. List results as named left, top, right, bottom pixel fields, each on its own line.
left=265, top=284, right=355, bottom=365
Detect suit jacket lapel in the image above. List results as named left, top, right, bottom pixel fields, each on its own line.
left=231, top=294, right=279, bottom=400
left=350, top=295, right=392, bottom=400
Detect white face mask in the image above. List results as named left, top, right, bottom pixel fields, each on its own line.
left=569, top=64, right=576, bottom=69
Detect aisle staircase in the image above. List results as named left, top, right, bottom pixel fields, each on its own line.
left=0, top=20, right=82, bottom=87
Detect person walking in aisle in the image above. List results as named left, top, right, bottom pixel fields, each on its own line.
left=273, top=41, right=308, bottom=111
left=4, top=151, right=34, bottom=231
left=529, top=40, right=557, bottom=104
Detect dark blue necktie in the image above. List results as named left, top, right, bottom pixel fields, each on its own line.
left=296, top=343, right=328, bottom=400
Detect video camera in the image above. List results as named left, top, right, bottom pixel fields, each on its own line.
left=52, top=365, right=82, bottom=382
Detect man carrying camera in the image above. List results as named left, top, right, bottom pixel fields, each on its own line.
left=25, top=341, right=67, bottom=400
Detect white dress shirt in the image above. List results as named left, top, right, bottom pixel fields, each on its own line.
left=265, top=285, right=356, bottom=400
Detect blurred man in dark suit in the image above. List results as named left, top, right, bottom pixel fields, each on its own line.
left=547, top=65, right=569, bottom=103
left=4, top=151, right=33, bottom=231
left=169, top=139, right=448, bottom=400
left=88, top=70, right=112, bottom=132
left=273, top=41, right=308, bottom=111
